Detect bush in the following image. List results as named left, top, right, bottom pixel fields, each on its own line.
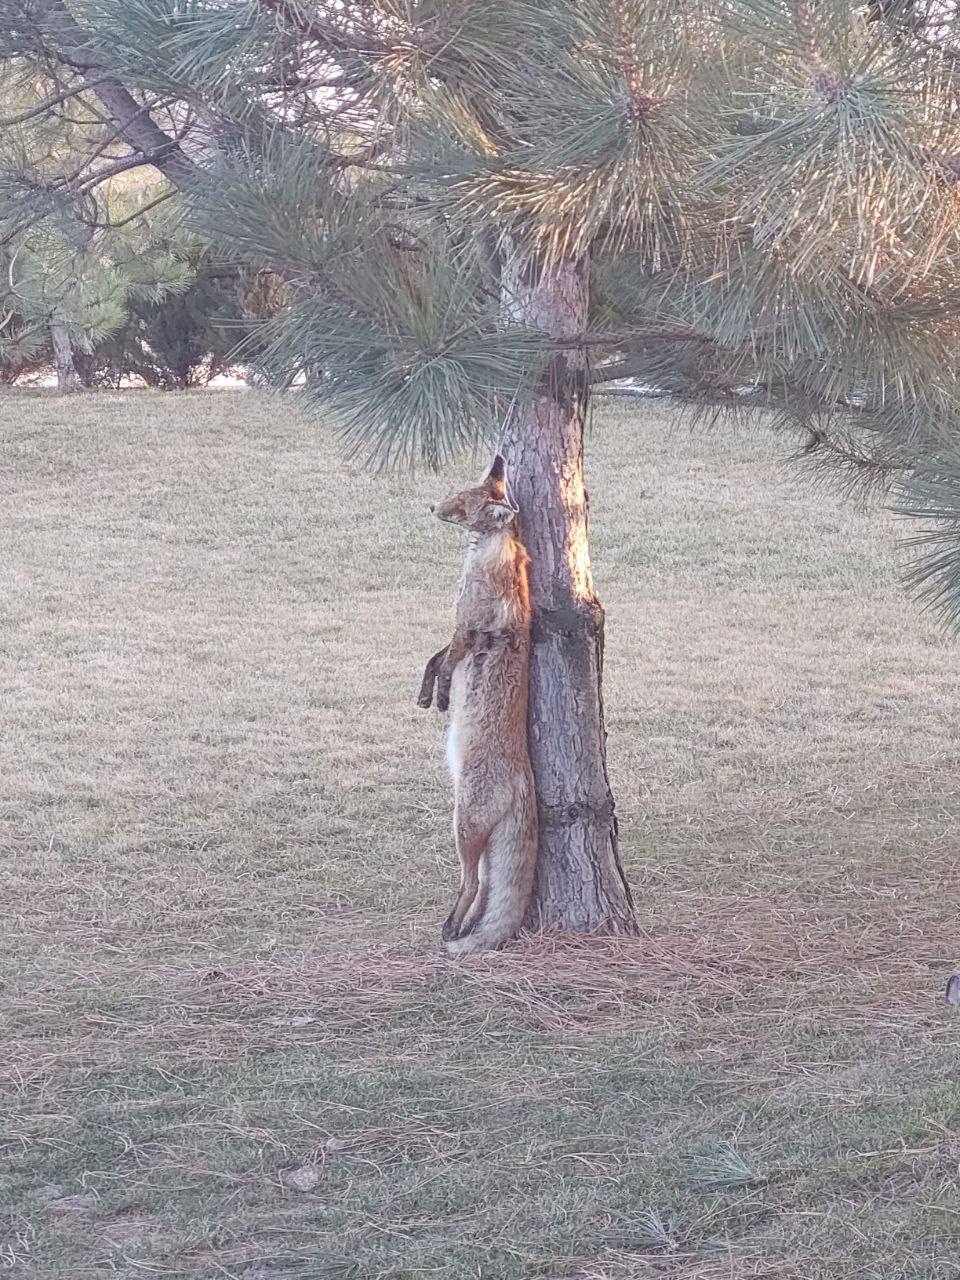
left=77, top=271, right=245, bottom=390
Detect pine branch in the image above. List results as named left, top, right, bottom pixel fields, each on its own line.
left=78, top=189, right=177, bottom=231
left=30, top=0, right=200, bottom=190
left=257, top=0, right=358, bottom=55
left=893, top=453, right=960, bottom=628
left=0, top=72, right=109, bottom=126
left=794, top=420, right=911, bottom=500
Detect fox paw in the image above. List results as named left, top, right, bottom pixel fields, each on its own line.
left=440, top=912, right=460, bottom=942
left=444, top=932, right=499, bottom=958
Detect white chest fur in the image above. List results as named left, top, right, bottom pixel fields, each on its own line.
left=444, top=662, right=467, bottom=779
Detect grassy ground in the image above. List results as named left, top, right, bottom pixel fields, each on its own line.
left=2, top=388, right=959, bottom=1279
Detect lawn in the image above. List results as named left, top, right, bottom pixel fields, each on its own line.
left=1, top=388, right=959, bottom=1279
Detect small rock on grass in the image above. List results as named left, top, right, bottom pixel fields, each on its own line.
left=279, top=1164, right=320, bottom=1193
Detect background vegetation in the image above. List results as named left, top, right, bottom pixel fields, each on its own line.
left=2, top=389, right=957, bottom=1279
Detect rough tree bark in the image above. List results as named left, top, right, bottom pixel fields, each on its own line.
left=500, top=243, right=638, bottom=934
left=50, top=311, right=79, bottom=393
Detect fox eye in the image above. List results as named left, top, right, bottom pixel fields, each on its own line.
left=486, top=500, right=515, bottom=523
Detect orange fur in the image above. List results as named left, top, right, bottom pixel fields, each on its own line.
left=420, top=457, right=538, bottom=955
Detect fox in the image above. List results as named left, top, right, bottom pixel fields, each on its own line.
left=418, top=455, right=538, bottom=956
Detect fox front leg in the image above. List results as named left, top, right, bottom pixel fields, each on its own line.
left=435, top=656, right=453, bottom=713
left=435, top=628, right=475, bottom=712
left=418, top=630, right=473, bottom=712
left=417, top=646, right=450, bottom=709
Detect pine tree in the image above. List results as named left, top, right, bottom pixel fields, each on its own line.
left=5, top=0, right=960, bottom=932
left=0, top=249, right=45, bottom=382
left=0, top=221, right=192, bottom=388
left=0, top=48, right=191, bottom=388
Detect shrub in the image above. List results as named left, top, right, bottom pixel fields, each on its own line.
left=77, top=271, right=245, bottom=390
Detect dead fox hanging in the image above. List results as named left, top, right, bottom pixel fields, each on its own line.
left=418, top=456, right=537, bottom=956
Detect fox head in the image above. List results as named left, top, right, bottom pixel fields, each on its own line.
left=431, top=455, right=519, bottom=534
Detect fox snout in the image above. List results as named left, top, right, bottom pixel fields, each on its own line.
left=431, top=496, right=468, bottom=524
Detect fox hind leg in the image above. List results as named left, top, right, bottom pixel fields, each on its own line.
left=444, top=793, right=537, bottom=957
left=441, top=807, right=490, bottom=942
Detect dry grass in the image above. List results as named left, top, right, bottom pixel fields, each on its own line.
left=1, top=387, right=959, bottom=1278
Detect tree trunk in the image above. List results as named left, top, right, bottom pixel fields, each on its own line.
left=500, top=244, right=637, bottom=935
left=50, top=312, right=79, bottom=393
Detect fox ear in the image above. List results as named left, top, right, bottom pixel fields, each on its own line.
left=482, top=454, right=507, bottom=499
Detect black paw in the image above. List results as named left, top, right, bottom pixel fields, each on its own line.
left=441, top=912, right=460, bottom=942
left=416, top=691, right=433, bottom=708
